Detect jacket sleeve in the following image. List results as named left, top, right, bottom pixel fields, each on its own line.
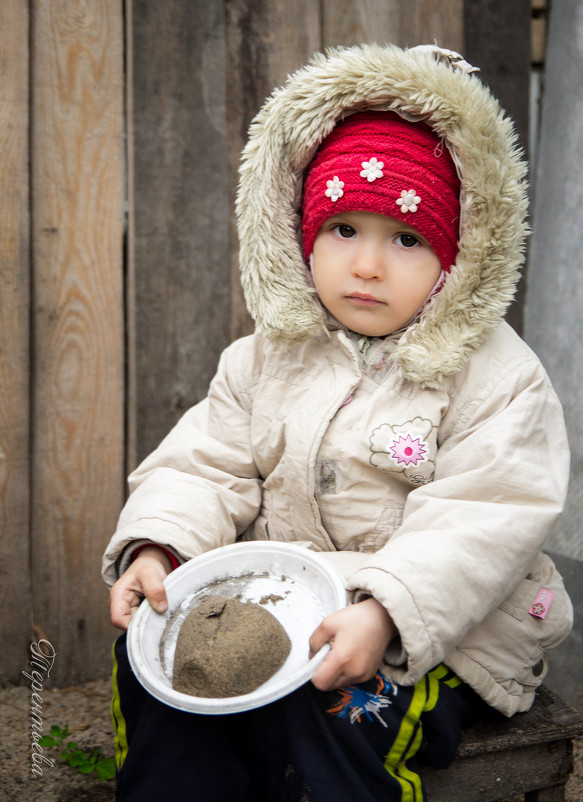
left=346, top=346, right=570, bottom=686
left=102, top=338, right=263, bottom=587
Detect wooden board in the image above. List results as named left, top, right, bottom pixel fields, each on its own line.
left=398, top=0, right=463, bottom=50
left=129, top=0, right=234, bottom=463
left=0, top=0, right=32, bottom=682
left=423, top=740, right=572, bottom=801
left=322, top=0, right=463, bottom=51
left=421, top=688, right=583, bottom=800
left=463, top=0, right=531, bottom=335
left=30, top=0, right=124, bottom=684
left=225, top=0, right=321, bottom=343
left=464, top=0, right=531, bottom=150
left=322, top=0, right=400, bottom=45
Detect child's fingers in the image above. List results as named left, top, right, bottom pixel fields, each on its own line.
left=140, top=567, right=169, bottom=615
left=309, top=618, right=355, bottom=691
left=311, top=658, right=340, bottom=691
left=308, top=619, right=333, bottom=658
left=311, top=643, right=351, bottom=691
left=108, top=552, right=170, bottom=629
left=133, top=546, right=172, bottom=614
left=109, top=585, right=140, bottom=631
left=309, top=599, right=397, bottom=691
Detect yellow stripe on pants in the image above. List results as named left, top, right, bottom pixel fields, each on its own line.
left=383, top=665, right=457, bottom=802
left=111, top=640, right=129, bottom=771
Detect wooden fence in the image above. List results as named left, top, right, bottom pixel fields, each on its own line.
left=0, top=0, right=531, bottom=685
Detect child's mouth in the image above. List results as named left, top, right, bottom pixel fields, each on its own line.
left=347, top=293, right=383, bottom=306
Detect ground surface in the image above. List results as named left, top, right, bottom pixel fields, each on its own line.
left=0, top=678, right=116, bottom=801
left=1, top=677, right=581, bottom=801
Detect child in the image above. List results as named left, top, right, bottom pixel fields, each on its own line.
left=103, top=43, right=573, bottom=801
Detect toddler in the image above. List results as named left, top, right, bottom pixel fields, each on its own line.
left=103, top=43, right=572, bottom=802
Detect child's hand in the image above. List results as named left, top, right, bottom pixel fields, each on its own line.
left=309, top=597, right=396, bottom=691
left=109, top=546, right=172, bottom=630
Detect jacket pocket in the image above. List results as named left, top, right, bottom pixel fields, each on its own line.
left=454, top=553, right=573, bottom=695
left=498, top=553, right=573, bottom=648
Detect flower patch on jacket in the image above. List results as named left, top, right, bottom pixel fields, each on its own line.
left=370, top=417, right=436, bottom=484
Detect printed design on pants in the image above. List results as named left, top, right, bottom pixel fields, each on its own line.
left=369, top=417, right=436, bottom=484
left=327, top=673, right=398, bottom=728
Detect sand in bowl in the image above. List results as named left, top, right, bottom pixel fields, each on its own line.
left=172, top=596, right=291, bottom=698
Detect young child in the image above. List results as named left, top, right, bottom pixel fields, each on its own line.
left=103, top=43, right=573, bottom=801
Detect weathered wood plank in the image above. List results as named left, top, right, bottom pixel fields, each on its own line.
left=463, top=0, right=531, bottom=150
left=225, top=0, right=321, bottom=343
left=421, top=688, right=583, bottom=801
left=422, top=740, right=572, bottom=801
left=526, top=783, right=568, bottom=801
left=129, top=0, right=232, bottom=462
left=458, top=687, right=583, bottom=756
left=322, top=0, right=399, bottom=46
left=398, top=0, right=464, bottom=51
left=125, top=0, right=137, bottom=474
left=30, top=0, right=124, bottom=684
left=463, top=0, right=531, bottom=335
left=0, top=0, right=32, bottom=683
left=322, top=0, right=463, bottom=51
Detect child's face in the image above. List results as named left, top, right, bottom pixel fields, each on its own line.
left=311, top=211, right=442, bottom=337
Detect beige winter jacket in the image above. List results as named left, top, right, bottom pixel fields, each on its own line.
left=103, top=44, right=572, bottom=716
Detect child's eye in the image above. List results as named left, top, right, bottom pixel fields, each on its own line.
left=335, top=224, right=356, bottom=238
left=396, top=233, right=420, bottom=248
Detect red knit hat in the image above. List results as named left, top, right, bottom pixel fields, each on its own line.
left=301, top=111, right=461, bottom=272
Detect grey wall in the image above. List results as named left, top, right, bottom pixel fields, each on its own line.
left=525, top=0, right=583, bottom=710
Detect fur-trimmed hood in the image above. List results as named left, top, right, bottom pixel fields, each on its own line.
left=236, top=43, right=529, bottom=388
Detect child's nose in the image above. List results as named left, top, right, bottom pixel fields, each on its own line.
left=351, top=242, right=386, bottom=280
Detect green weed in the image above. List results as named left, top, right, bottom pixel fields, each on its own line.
left=38, top=724, right=115, bottom=781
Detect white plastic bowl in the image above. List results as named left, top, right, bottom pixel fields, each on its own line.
left=127, top=541, right=346, bottom=714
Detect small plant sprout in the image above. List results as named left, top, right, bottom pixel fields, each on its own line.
left=38, top=724, right=115, bottom=782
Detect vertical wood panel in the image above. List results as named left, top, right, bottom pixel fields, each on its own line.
left=322, top=0, right=401, bottom=46
left=130, top=1, right=231, bottom=463
left=464, top=0, right=531, bottom=335
left=31, top=0, right=124, bottom=684
left=0, top=0, right=32, bottom=682
left=399, top=0, right=464, bottom=50
left=125, top=0, right=137, bottom=473
left=464, top=0, right=531, bottom=152
left=322, top=0, right=463, bottom=51
left=225, top=0, right=321, bottom=342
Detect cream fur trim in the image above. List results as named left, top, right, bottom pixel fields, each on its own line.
left=236, top=43, right=528, bottom=387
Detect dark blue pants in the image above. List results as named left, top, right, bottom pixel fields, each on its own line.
left=111, top=633, right=482, bottom=801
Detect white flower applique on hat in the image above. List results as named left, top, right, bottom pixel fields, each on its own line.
left=325, top=176, right=344, bottom=202
left=360, top=158, right=384, bottom=182
left=396, top=189, right=421, bottom=213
